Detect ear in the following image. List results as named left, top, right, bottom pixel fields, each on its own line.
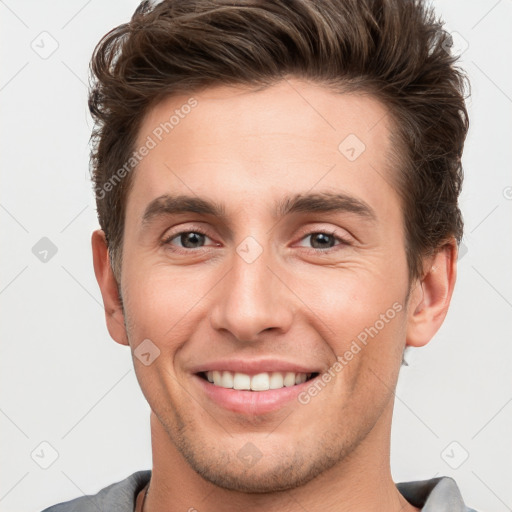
left=405, top=239, right=458, bottom=348
left=91, top=229, right=129, bottom=346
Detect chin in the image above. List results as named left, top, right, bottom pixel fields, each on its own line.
left=184, top=451, right=336, bottom=494
left=167, top=423, right=354, bottom=494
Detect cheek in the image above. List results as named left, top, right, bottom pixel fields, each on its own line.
left=305, top=267, right=406, bottom=332
left=300, top=269, right=408, bottom=389
left=121, top=263, right=212, bottom=348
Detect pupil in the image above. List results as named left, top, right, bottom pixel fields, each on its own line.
left=182, top=232, right=204, bottom=248
left=312, top=233, right=334, bottom=249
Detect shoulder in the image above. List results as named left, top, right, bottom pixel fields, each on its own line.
left=396, top=476, right=480, bottom=511
left=40, top=470, right=151, bottom=512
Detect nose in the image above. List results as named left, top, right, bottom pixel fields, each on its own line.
left=209, top=242, right=294, bottom=343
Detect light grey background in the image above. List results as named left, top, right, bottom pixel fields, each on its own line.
left=1, top=1, right=511, bottom=511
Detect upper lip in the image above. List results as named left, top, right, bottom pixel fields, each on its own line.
left=190, top=358, right=321, bottom=376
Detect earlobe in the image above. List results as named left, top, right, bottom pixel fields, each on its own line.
left=91, top=229, right=129, bottom=346
left=405, top=240, right=458, bottom=348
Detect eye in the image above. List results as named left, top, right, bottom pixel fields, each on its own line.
left=161, top=228, right=215, bottom=251
left=296, top=230, right=350, bottom=252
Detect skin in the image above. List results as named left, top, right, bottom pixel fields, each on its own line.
left=92, top=78, right=457, bottom=512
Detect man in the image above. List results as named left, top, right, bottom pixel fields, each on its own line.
left=43, top=0, right=477, bottom=510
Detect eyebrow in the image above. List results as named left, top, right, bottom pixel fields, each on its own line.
left=276, top=191, right=376, bottom=221
left=142, top=195, right=227, bottom=226
left=141, top=191, right=376, bottom=226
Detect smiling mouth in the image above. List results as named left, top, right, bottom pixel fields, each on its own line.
left=198, top=370, right=319, bottom=391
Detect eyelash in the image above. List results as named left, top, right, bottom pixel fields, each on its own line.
left=294, top=228, right=350, bottom=254
left=160, top=226, right=351, bottom=254
left=160, top=227, right=216, bottom=253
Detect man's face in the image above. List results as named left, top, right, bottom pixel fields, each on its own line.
left=119, top=79, right=411, bottom=492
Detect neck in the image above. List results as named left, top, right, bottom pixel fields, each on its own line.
left=143, top=406, right=418, bottom=512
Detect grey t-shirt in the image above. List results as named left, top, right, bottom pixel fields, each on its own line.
left=41, top=470, right=479, bottom=511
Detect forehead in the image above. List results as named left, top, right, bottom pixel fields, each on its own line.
left=128, top=79, right=399, bottom=224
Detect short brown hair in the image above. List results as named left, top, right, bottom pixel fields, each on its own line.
left=88, top=0, right=469, bottom=282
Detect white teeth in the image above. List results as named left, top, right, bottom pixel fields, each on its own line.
left=233, top=372, right=251, bottom=390
left=295, top=373, right=307, bottom=384
left=204, top=370, right=312, bottom=391
left=221, top=371, right=234, bottom=388
left=251, top=373, right=270, bottom=391
left=269, top=372, right=284, bottom=389
left=283, top=372, right=296, bottom=387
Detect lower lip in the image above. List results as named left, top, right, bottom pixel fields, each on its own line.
left=193, top=374, right=315, bottom=415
